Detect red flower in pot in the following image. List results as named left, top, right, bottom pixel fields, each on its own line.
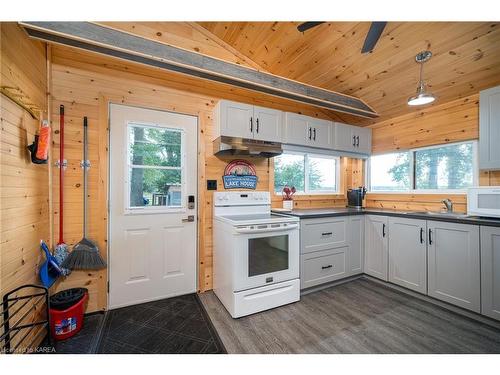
left=282, top=186, right=296, bottom=201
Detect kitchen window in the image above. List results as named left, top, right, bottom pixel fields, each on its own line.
left=368, top=141, right=478, bottom=192
left=274, top=152, right=339, bottom=194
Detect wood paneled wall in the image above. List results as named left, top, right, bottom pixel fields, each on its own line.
left=48, top=41, right=341, bottom=310
left=366, top=93, right=500, bottom=212
left=1, top=23, right=49, bottom=350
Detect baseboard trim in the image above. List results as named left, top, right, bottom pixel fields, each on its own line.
left=300, top=274, right=364, bottom=296
left=362, top=275, right=500, bottom=330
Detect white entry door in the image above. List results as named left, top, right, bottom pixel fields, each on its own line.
left=109, top=104, right=197, bottom=309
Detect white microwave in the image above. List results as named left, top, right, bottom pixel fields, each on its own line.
left=467, top=187, right=500, bottom=218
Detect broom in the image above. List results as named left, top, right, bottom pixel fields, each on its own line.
left=62, top=117, right=106, bottom=270
left=54, top=105, right=71, bottom=276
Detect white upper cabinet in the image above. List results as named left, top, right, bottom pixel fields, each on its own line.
left=283, top=112, right=333, bottom=149
left=215, top=100, right=372, bottom=154
left=355, top=127, right=372, bottom=154
left=215, top=100, right=282, bottom=143
left=252, top=105, right=282, bottom=142
left=283, top=112, right=309, bottom=145
left=479, top=85, right=500, bottom=170
left=217, top=100, right=254, bottom=139
left=334, top=122, right=372, bottom=154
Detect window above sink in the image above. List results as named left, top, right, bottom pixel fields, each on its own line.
left=367, top=141, right=478, bottom=193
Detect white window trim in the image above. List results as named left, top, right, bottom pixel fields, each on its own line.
left=274, top=151, right=340, bottom=195
left=367, top=140, right=478, bottom=194
left=124, top=122, right=187, bottom=214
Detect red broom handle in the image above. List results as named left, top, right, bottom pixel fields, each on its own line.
left=58, top=105, right=64, bottom=245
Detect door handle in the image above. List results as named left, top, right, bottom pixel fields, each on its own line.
left=308, top=127, right=312, bottom=140
left=313, top=128, right=316, bottom=141
left=250, top=117, right=253, bottom=133
left=356, top=136, right=360, bottom=147
left=256, top=118, right=259, bottom=133
left=382, top=223, right=386, bottom=237
left=420, top=227, right=424, bottom=244
left=321, top=265, right=333, bottom=270
left=182, top=215, right=195, bottom=223
left=353, top=135, right=356, bottom=146
left=321, top=232, right=333, bottom=237
left=428, top=228, right=433, bottom=245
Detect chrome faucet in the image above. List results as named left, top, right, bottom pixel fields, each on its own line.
left=442, top=199, right=453, bottom=212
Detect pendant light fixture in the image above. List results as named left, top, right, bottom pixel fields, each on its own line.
left=407, top=50, right=436, bottom=106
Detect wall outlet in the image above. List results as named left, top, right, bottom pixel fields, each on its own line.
left=207, top=180, right=217, bottom=190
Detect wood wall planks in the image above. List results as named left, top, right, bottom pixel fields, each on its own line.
left=47, top=43, right=362, bottom=309
left=1, top=23, right=49, bottom=351
left=370, top=94, right=479, bottom=154
left=5, top=21, right=500, bottom=321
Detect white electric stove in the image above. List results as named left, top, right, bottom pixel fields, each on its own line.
left=213, top=191, right=300, bottom=318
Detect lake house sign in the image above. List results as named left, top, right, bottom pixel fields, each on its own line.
left=222, top=160, right=258, bottom=190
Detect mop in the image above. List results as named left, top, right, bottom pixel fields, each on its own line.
left=54, top=105, right=71, bottom=276
left=62, top=117, right=106, bottom=270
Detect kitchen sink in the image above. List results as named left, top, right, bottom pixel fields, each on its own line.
left=411, top=211, right=469, bottom=218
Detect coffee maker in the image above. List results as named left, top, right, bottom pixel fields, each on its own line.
left=347, top=187, right=367, bottom=208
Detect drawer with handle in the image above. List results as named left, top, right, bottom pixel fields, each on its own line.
left=300, top=217, right=348, bottom=254
left=301, top=247, right=347, bottom=289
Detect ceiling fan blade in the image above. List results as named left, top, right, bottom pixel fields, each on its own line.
left=361, top=22, right=387, bottom=53
left=297, top=22, right=325, bottom=33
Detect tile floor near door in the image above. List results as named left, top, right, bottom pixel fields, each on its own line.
left=200, top=278, right=500, bottom=354
left=47, top=294, right=225, bottom=354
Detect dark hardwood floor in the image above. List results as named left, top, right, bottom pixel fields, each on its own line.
left=199, top=278, right=500, bottom=354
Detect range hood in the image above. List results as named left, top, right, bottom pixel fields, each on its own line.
left=213, top=136, right=282, bottom=158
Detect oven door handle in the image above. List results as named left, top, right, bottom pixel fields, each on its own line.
left=234, top=223, right=299, bottom=234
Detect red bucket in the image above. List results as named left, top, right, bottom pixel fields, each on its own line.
left=49, top=291, right=88, bottom=341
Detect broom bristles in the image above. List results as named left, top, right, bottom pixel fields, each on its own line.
left=61, top=242, right=106, bottom=270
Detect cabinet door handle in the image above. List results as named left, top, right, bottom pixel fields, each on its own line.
left=356, top=135, right=360, bottom=147
left=321, top=265, right=333, bottom=270
left=382, top=223, right=386, bottom=237
left=256, top=118, right=259, bottom=133
left=353, top=135, right=356, bottom=146
left=428, top=228, right=433, bottom=245
left=321, top=232, right=333, bottom=236
left=313, top=128, right=316, bottom=141
left=250, top=117, right=253, bottom=133
left=420, top=227, right=424, bottom=244
left=308, top=127, right=312, bottom=140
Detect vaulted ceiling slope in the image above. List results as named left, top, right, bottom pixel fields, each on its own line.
left=198, top=22, right=500, bottom=124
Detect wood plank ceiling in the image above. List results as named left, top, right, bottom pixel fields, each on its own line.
left=198, top=22, right=500, bottom=125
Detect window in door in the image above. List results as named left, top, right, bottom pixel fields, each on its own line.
left=127, top=124, right=184, bottom=209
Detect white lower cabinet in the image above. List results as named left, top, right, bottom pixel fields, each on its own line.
left=300, top=216, right=359, bottom=289
left=480, top=226, right=500, bottom=321
left=349, top=216, right=364, bottom=275
left=364, top=215, right=389, bottom=281
left=301, top=247, right=348, bottom=289
left=298, top=212, right=496, bottom=320
left=388, top=217, right=427, bottom=294
left=427, top=221, right=480, bottom=313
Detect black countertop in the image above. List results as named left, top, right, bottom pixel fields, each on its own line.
left=272, top=207, right=500, bottom=227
